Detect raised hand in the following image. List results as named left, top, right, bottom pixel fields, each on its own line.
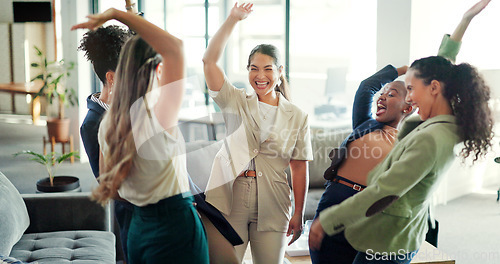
left=450, top=0, right=491, bottom=42
left=463, top=0, right=491, bottom=21
left=396, top=65, right=408, bottom=76
left=71, top=8, right=116, bottom=31
left=230, top=2, right=253, bottom=21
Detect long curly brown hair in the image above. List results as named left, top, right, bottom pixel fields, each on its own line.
left=93, top=35, right=162, bottom=205
left=410, top=56, right=494, bottom=162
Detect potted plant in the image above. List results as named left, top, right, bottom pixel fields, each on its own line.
left=13, top=150, right=80, bottom=192
left=31, top=46, right=77, bottom=142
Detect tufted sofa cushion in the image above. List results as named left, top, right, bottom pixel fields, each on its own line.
left=0, top=172, right=30, bottom=256
left=0, top=255, right=31, bottom=264
left=10, top=230, right=115, bottom=264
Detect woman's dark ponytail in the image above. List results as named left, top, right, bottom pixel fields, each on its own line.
left=276, top=74, right=291, bottom=101
left=447, top=63, right=493, bottom=161
left=410, top=56, right=493, bottom=162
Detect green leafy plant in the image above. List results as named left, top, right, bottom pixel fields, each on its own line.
left=31, top=46, right=77, bottom=119
left=13, top=150, right=79, bottom=186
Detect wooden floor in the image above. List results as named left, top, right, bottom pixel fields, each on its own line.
left=243, top=241, right=455, bottom=264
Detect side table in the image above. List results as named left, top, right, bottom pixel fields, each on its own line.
left=43, top=135, right=75, bottom=164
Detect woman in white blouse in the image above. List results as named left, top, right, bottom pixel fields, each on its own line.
left=203, top=3, right=313, bottom=264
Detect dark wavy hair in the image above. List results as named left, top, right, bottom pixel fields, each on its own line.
left=77, top=25, right=132, bottom=85
left=410, top=56, right=494, bottom=162
left=247, top=44, right=290, bottom=100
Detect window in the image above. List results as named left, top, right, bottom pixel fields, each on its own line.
left=224, top=1, right=286, bottom=92
left=97, top=1, right=376, bottom=132
left=289, top=0, right=377, bottom=130
left=144, top=0, right=221, bottom=121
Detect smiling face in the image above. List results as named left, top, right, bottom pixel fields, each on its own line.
left=405, top=69, right=434, bottom=120
left=248, top=52, right=282, bottom=101
left=375, top=81, right=412, bottom=127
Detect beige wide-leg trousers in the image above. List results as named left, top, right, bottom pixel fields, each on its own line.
left=225, top=176, right=287, bottom=264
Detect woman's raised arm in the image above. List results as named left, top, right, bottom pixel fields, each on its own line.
left=450, top=0, right=491, bottom=42
left=202, top=2, right=253, bottom=91
left=72, top=8, right=184, bottom=132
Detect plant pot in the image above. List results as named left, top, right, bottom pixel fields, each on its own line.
left=36, top=176, right=80, bottom=193
left=47, top=118, right=70, bottom=142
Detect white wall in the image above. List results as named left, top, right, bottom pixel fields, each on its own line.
left=376, top=0, right=412, bottom=68
left=11, top=23, right=25, bottom=83
left=60, top=0, right=91, bottom=160
left=0, top=24, right=11, bottom=83
left=410, top=0, right=500, bottom=68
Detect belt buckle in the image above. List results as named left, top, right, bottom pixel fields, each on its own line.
left=244, top=170, right=250, bottom=177
left=353, top=184, right=362, bottom=191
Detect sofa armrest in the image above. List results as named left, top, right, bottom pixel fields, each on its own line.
left=22, top=192, right=112, bottom=234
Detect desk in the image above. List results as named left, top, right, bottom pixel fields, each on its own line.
left=0, top=81, right=43, bottom=123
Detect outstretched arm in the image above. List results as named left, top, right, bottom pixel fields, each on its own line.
left=72, top=8, right=184, bottom=132
left=438, top=0, right=491, bottom=62
left=202, top=2, right=253, bottom=91
left=450, top=0, right=491, bottom=42
left=71, top=9, right=183, bottom=86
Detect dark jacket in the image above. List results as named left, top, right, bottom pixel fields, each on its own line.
left=80, top=94, right=106, bottom=178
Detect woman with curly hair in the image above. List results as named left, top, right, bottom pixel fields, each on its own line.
left=310, top=54, right=494, bottom=264
left=72, top=8, right=209, bottom=264
left=309, top=0, right=491, bottom=263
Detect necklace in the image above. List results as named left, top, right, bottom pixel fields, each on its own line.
left=260, top=103, right=276, bottom=120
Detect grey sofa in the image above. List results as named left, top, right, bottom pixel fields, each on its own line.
left=185, top=128, right=351, bottom=221
left=0, top=171, right=115, bottom=264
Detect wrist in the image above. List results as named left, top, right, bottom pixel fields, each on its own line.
left=461, top=16, right=473, bottom=25
left=125, top=2, right=136, bottom=11
left=111, top=8, right=125, bottom=20
left=227, top=15, right=241, bottom=23
left=293, top=210, right=304, bottom=217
